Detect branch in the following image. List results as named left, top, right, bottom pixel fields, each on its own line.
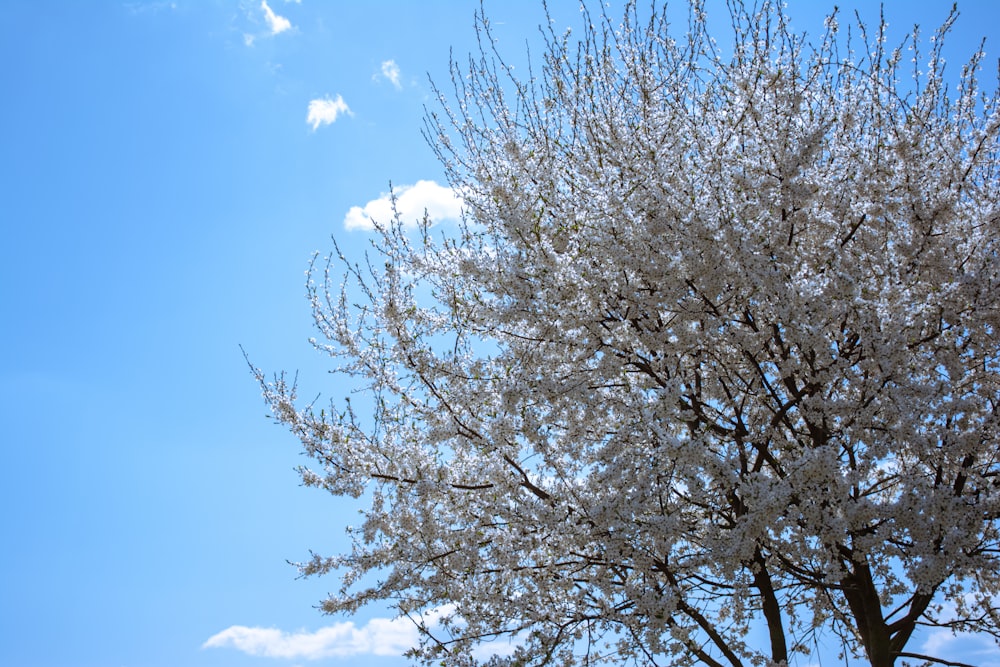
left=895, top=652, right=978, bottom=667
left=503, top=453, right=552, bottom=501
left=656, top=563, right=745, bottom=667
left=751, top=548, right=789, bottom=665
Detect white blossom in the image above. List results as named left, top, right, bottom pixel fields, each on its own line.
left=254, top=3, right=1000, bottom=666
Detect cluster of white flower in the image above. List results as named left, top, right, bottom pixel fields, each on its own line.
left=256, top=2, right=1000, bottom=666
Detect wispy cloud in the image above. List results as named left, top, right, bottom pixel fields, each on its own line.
left=380, top=60, right=402, bottom=89
left=242, top=0, right=292, bottom=46
left=344, top=180, right=463, bottom=231
left=261, top=0, right=291, bottom=35
left=306, top=95, right=352, bottom=130
left=124, top=1, right=177, bottom=15
left=203, top=616, right=420, bottom=659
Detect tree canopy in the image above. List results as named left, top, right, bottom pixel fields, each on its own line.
left=254, top=2, right=1000, bottom=665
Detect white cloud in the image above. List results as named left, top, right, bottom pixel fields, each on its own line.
left=261, top=0, right=291, bottom=35
left=921, top=628, right=1000, bottom=666
left=380, top=60, right=402, bottom=89
left=918, top=594, right=1000, bottom=667
left=203, top=616, right=420, bottom=659
left=343, top=180, right=463, bottom=231
left=307, top=95, right=352, bottom=130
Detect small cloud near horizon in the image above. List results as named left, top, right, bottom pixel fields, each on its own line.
left=204, top=607, right=524, bottom=662
left=344, top=181, right=462, bottom=231
left=203, top=616, right=420, bottom=660
left=307, top=95, right=352, bottom=130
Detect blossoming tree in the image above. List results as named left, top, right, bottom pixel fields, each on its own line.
left=254, top=2, right=1000, bottom=665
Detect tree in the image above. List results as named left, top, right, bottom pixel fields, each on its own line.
left=253, top=2, right=1000, bottom=666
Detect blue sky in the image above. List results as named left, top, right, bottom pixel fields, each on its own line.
left=1, top=2, right=998, bottom=666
